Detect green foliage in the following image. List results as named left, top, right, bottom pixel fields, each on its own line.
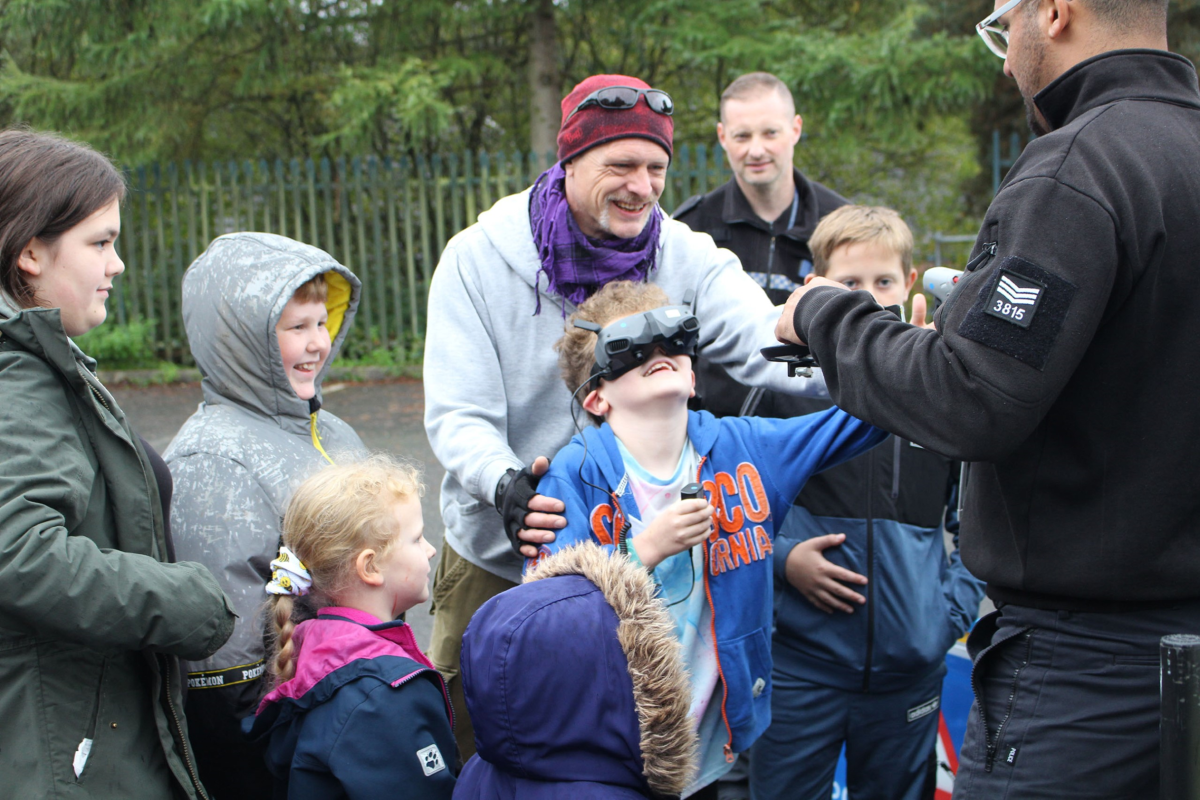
left=337, top=326, right=424, bottom=369
left=74, top=317, right=161, bottom=368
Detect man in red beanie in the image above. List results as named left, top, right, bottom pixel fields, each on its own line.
left=423, top=74, right=828, bottom=768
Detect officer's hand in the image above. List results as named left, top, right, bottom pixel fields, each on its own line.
left=784, top=533, right=867, bottom=614
left=775, top=276, right=849, bottom=345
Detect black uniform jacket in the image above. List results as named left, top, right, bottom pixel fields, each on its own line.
left=792, top=50, right=1200, bottom=611
left=675, top=168, right=847, bottom=418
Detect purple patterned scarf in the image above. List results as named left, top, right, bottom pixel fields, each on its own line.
left=528, top=162, right=662, bottom=315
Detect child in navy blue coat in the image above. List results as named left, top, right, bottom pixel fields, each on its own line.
left=456, top=543, right=698, bottom=799
left=530, top=280, right=886, bottom=796
left=246, top=456, right=456, bottom=799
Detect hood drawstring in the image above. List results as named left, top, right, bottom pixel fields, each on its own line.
left=310, top=413, right=335, bottom=465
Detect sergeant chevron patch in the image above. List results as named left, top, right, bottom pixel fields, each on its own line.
left=985, top=271, right=1044, bottom=328
left=957, top=255, right=1077, bottom=371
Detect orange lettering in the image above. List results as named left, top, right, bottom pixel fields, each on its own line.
left=754, top=526, right=773, bottom=557
left=710, top=538, right=734, bottom=576
left=590, top=504, right=615, bottom=547
left=737, top=463, right=770, bottom=523
left=714, top=472, right=744, bottom=533
left=729, top=531, right=753, bottom=568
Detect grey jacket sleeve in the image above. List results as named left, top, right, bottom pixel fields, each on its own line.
left=693, top=243, right=828, bottom=399
left=423, top=245, right=523, bottom=505
left=0, top=358, right=233, bottom=660
left=793, top=176, right=1117, bottom=461
left=169, top=452, right=283, bottom=670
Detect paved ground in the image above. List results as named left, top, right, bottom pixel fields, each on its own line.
left=112, top=379, right=444, bottom=649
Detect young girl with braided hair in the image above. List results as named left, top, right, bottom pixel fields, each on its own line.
left=245, top=456, right=457, bottom=799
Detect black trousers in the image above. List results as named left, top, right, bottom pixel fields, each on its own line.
left=954, top=600, right=1200, bottom=800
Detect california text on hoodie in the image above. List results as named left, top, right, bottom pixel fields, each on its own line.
left=530, top=408, right=886, bottom=755
left=164, top=233, right=369, bottom=788
left=423, top=190, right=828, bottom=585
left=456, top=543, right=698, bottom=799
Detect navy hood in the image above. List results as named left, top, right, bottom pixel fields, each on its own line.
left=455, top=544, right=696, bottom=799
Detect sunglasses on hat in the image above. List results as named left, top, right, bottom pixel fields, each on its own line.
left=566, top=86, right=675, bottom=122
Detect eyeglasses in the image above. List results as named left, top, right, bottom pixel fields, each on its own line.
left=565, top=86, right=675, bottom=122
left=976, top=0, right=1028, bottom=59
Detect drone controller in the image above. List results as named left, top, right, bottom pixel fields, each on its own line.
left=760, top=344, right=818, bottom=378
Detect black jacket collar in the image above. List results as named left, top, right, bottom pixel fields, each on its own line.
left=1035, top=49, right=1200, bottom=132
left=720, top=166, right=824, bottom=241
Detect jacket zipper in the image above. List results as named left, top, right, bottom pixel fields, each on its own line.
left=695, top=457, right=735, bottom=761
left=766, top=235, right=777, bottom=289
left=891, top=437, right=902, bottom=501
left=394, top=668, right=456, bottom=731
left=862, top=447, right=876, bottom=692
left=75, top=657, right=108, bottom=783
left=162, top=654, right=209, bottom=800
left=972, top=629, right=1034, bottom=773
left=76, top=363, right=111, bottom=412
left=964, top=242, right=997, bottom=272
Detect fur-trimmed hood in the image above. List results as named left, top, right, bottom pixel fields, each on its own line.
left=455, top=543, right=697, bottom=799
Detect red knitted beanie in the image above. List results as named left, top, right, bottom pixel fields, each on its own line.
left=556, top=75, right=674, bottom=163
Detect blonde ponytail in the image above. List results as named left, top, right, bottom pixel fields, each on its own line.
left=269, top=594, right=298, bottom=684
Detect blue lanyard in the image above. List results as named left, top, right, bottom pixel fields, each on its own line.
left=785, top=186, right=800, bottom=231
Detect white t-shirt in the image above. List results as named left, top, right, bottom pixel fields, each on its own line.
left=615, top=436, right=735, bottom=796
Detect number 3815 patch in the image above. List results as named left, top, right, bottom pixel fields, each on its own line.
left=984, top=270, right=1044, bottom=328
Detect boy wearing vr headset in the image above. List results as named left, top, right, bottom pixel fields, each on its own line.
left=528, top=280, right=886, bottom=798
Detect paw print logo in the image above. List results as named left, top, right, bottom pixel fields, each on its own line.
left=417, top=744, right=445, bottom=776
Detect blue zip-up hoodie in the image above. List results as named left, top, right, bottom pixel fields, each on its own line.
left=765, top=398, right=985, bottom=693
left=530, top=408, right=886, bottom=754
left=246, top=607, right=457, bottom=800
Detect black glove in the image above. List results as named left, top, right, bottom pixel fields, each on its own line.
left=495, top=466, right=542, bottom=557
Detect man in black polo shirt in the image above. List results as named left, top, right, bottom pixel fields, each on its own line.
left=674, top=71, right=845, bottom=418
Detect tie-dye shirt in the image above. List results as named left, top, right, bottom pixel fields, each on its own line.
left=615, top=436, right=734, bottom=796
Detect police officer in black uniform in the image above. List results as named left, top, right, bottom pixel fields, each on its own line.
left=775, top=2, right=1199, bottom=797
left=674, top=71, right=845, bottom=418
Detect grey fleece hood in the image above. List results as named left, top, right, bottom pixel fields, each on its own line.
left=183, top=232, right=360, bottom=431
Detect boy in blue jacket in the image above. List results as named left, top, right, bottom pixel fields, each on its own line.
left=750, top=206, right=985, bottom=800
left=530, top=280, right=886, bottom=798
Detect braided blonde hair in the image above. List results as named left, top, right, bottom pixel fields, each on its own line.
left=267, top=455, right=423, bottom=684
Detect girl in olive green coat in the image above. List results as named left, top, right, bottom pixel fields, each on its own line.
left=0, top=130, right=235, bottom=799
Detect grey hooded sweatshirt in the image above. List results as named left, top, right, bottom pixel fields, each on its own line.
left=424, top=190, right=826, bottom=583
left=165, top=232, right=368, bottom=695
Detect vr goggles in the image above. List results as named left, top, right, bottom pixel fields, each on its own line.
left=574, top=305, right=700, bottom=390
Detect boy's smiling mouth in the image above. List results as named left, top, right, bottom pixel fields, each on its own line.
left=643, top=358, right=676, bottom=377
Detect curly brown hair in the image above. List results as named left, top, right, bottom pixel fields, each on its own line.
left=556, top=280, right=671, bottom=424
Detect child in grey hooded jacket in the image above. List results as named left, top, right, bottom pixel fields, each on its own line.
left=165, top=232, right=369, bottom=798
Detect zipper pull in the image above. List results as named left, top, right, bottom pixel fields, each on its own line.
left=724, top=743, right=734, bottom=763
left=985, top=745, right=997, bottom=773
